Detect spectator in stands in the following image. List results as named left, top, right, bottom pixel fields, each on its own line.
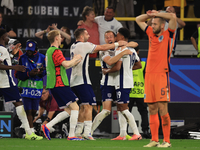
left=116, top=0, right=136, bottom=38
left=78, top=6, right=122, bottom=45
left=95, top=6, right=123, bottom=45
left=0, top=12, right=16, bottom=37
left=191, top=24, right=200, bottom=58
left=78, top=6, right=99, bottom=58
left=35, top=24, right=71, bottom=49
left=164, top=0, right=187, bottom=17
left=93, top=0, right=117, bottom=16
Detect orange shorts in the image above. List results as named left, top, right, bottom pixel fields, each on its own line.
left=144, top=72, right=170, bottom=103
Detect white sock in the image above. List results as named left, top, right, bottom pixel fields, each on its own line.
left=46, top=111, right=69, bottom=131
left=15, top=105, right=32, bottom=135
left=91, top=109, right=110, bottom=135
left=31, top=128, right=35, bottom=133
left=122, top=109, right=140, bottom=135
left=83, top=120, right=92, bottom=136
left=75, top=122, right=84, bottom=135
left=68, top=110, right=79, bottom=137
left=118, top=111, right=128, bottom=137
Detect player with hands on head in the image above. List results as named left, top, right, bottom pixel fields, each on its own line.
left=136, top=10, right=177, bottom=147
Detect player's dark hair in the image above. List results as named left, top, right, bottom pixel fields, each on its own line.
left=118, top=27, right=130, bottom=39
left=135, top=45, right=139, bottom=52
left=0, top=29, right=6, bottom=38
left=106, top=6, right=115, bottom=12
left=82, top=6, right=94, bottom=22
left=74, top=28, right=86, bottom=39
left=61, top=26, right=71, bottom=35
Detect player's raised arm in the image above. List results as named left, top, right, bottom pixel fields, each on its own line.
left=136, top=13, right=151, bottom=31
left=61, top=54, right=82, bottom=69
left=154, top=11, right=177, bottom=30
left=93, top=40, right=127, bottom=53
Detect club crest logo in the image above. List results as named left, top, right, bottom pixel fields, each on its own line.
left=107, top=93, right=111, bottom=98
left=111, top=25, right=114, bottom=30
left=28, top=43, right=33, bottom=47
left=158, top=35, right=164, bottom=42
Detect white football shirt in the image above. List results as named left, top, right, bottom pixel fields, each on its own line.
left=0, top=46, right=16, bottom=88
left=114, top=47, right=140, bottom=89
left=70, top=41, right=96, bottom=87
left=95, top=16, right=122, bottom=45
left=99, top=49, right=120, bottom=86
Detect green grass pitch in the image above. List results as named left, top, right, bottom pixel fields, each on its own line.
left=0, top=138, right=200, bottom=150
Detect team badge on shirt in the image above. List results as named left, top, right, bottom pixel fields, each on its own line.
left=107, top=93, right=111, bottom=98
left=158, top=35, right=164, bottom=42
left=0, top=52, right=3, bottom=57
left=111, top=25, right=114, bottom=30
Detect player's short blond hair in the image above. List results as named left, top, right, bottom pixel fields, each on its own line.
left=47, top=30, right=60, bottom=44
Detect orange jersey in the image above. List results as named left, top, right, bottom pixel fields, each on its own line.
left=145, top=26, right=175, bottom=73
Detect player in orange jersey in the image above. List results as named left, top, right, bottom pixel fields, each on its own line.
left=136, top=10, right=177, bottom=147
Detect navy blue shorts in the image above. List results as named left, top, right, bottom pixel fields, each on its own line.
left=51, top=86, right=79, bottom=109
left=0, top=86, right=22, bottom=103
left=71, top=84, right=96, bottom=105
left=116, top=88, right=131, bottom=104
left=100, top=85, right=116, bottom=102
left=22, top=97, right=40, bottom=111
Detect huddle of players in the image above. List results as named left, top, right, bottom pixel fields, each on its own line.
left=0, top=9, right=175, bottom=148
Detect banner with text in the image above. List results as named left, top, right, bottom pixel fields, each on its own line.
left=0, top=0, right=92, bottom=47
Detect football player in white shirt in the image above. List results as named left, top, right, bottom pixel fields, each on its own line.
left=104, top=28, right=142, bottom=140
left=70, top=28, right=128, bottom=140
left=91, top=30, right=134, bottom=136
left=0, top=29, right=43, bottom=140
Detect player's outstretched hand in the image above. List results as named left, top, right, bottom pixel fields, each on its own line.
left=13, top=65, right=26, bottom=72
left=118, top=40, right=128, bottom=47
left=102, top=68, right=109, bottom=75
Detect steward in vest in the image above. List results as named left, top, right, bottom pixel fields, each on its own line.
left=15, top=39, right=46, bottom=136
left=191, top=25, right=200, bottom=58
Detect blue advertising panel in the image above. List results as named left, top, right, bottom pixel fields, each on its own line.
left=169, top=58, right=200, bottom=102
left=141, top=58, right=200, bottom=102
